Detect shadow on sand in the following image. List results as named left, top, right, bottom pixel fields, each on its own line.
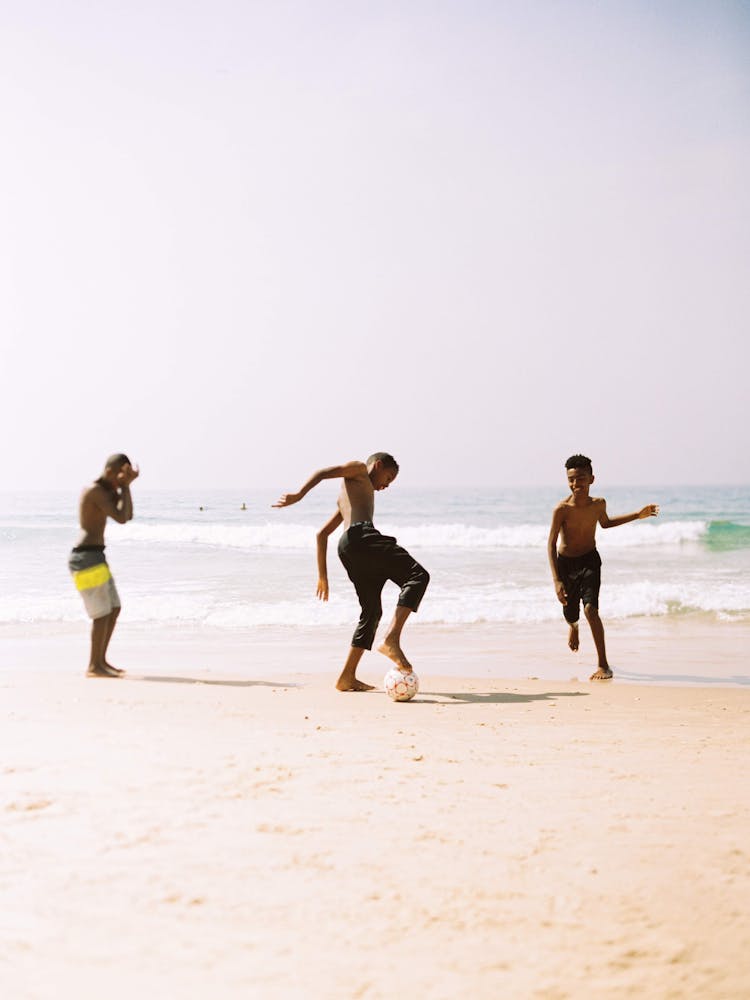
left=615, top=670, right=750, bottom=687
left=419, top=690, right=590, bottom=705
left=126, top=674, right=300, bottom=689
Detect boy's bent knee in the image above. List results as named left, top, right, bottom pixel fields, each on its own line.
left=353, top=608, right=382, bottom=650
left=583, top=604, right=600, bottom=620
left=403, top=563, right=429, bottom=610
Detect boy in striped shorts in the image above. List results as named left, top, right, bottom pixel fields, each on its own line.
left=68, top=454, right=139, bottom=677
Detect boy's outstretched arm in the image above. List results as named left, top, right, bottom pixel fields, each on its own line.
left=316, top=510, right=343, bottom=601
left=547, top=506, right=568, bottom=606
left=599, top=501, right=659, bottom=529
left=272, top=461, right=367, bottom=508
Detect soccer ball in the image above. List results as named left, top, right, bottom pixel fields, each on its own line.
left=384, top=668, right=419, bottom=702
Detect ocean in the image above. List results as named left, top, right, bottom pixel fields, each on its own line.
left=2, top=484, right=749, bottom=632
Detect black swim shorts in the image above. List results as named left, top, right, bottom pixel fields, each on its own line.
left=557, top=548, right=602, bottom=625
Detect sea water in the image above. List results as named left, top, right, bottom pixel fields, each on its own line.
left=1, top=485, right=749, bottom=632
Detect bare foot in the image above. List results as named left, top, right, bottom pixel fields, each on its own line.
left=568, top=624, right=579, bottom=652
left=335, top=677, right=375, bottom=692
left=377, top=638, right=413, bottom=671
left=86, top=665, right=121, bottom=678
left=104, top=663, right=125, bottom=676
left=590, top=666, right=613, bottom=680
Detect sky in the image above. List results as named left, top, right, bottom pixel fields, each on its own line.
left=1, top=0, right=748, bottom=490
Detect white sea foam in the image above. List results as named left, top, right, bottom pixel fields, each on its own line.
left=0, top=594, right=83, bottom=624
left=119, top=521, right=317, bottom=550
left=117, top=519, right=711, bottom=552
left=6, top=577, right=749, bottom=627
left=418, top=579, right=750, bottom=624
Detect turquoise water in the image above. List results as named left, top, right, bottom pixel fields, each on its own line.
left=705, top=520, right=750, bottom=552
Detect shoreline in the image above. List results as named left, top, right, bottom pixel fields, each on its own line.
left=2, top=614, right=748, bottom=687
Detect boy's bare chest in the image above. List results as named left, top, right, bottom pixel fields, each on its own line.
left=562, top=502, right=600, bottom=533
left=558, top=504, right=599, bottom=556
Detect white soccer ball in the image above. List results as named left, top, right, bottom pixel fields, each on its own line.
left=384, top=668, right=419, bottom=702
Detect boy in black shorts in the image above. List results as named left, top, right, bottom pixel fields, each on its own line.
left=547, top=454, right=659, bottom=679
left=273, top=453, right=429, bottom=691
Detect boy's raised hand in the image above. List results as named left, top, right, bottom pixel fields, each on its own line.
left=273, top=492, right=301, bottom=508
left=638, top=504, right=660, bottom=519
left=118, top=463, right=139, bottom=486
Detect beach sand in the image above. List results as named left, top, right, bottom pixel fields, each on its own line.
left=2, top=622, right=749, bottom=998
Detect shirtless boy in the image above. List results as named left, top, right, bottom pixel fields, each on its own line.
left=273, top=453, right=429, bottom=691
left=547, top=454, right=659, bottom=680
left=68, top=454, right=139, bottom=677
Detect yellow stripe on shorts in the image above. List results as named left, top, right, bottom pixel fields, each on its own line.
left=73, top=563, right=112, bottom=591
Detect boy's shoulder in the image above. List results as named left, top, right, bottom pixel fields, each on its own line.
left=554, top=494, right=606, bottom=512
left=81, top=481, right=102, bottom=501
left=82, top=480, right=114, bottom=506
left=583, top=495, right=607, bottom=510
left=344, top=460, right=369, bottom=478
left=552, top=496, right=573, bottom=520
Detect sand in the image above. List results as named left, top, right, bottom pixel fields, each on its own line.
left=2, top=622, right=749, bottom=998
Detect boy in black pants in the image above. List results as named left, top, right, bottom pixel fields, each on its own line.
left=274, top=453, right=429, bottom=691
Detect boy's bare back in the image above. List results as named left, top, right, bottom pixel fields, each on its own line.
left=77, top=484, right=116, bottom=546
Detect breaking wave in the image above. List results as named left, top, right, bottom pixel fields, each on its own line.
left=113, top=518, right=745, bottom=551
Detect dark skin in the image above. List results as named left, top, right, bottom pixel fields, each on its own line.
left=547, top=465, right=659, bottom=680
left=76, top=460, right=139, bottom=677
left=273, top=458, right=413, bottom=692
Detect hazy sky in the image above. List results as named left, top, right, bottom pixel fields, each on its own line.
left=2, top=0, right=748, bottom=490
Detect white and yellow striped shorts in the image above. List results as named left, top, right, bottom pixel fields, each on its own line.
left=68, top=547, right=121, bottom=620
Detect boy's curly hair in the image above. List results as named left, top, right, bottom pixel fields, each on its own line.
left=367, top=452, right=399, bottom=472
left=565, top=454, right=593, bottom=474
